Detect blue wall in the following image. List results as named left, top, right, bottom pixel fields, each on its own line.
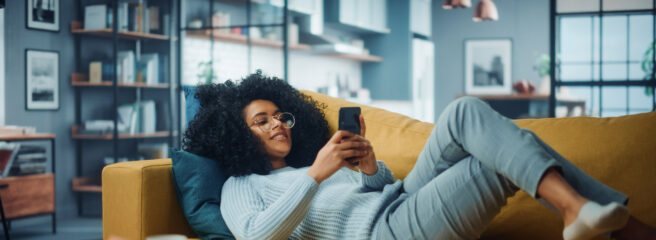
left=431, top=0, right=549, bottom=114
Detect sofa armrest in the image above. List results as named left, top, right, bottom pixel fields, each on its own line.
left=102, top=159, right=197, bottom=240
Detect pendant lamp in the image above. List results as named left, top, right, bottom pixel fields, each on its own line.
left=443, top=0, right=471, bottom=9
left=473, top=0, right=499, bottom=21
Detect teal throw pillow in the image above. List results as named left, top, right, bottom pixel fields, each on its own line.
left=170, top=148, right=234, bottom=240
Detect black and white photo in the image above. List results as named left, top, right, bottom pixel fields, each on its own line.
left=27, top=0, right=59, bottom=31
left=465, top=39, right=512, bottom=94
left=26, top=49, right=59, bottom=110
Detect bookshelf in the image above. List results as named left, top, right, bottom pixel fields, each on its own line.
left=72, top=0, right=176, bottom=216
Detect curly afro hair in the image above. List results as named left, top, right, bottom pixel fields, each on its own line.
left=183, top=71, right=330, bottom=177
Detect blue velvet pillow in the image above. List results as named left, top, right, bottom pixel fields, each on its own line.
left=170, top=148, right=234, bottom=240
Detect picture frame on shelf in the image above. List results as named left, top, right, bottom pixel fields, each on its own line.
left=464, top=39, right=512, bottom=95
left=26, top=0, right=59, bottom=32
left=26, top=49, right=59, bottom=111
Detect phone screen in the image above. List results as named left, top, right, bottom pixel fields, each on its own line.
left=338, top=107, right=361, bottom=135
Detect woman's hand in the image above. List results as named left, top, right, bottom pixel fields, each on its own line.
left=349, top=115, right=377, bottom=175
left=307, top=130, right=368, bottom=183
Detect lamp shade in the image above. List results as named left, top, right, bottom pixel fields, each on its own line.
left=473, top=0, right=499, bottom=21
left=443, top=0, right=472, bottom=9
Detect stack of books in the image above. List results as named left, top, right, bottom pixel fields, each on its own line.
left=10, top=145, right=48, bottom=176
left=0, top=144, right=48, bottom=177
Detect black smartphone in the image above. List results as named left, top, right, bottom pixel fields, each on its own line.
left=338, top=107, right=361, bottom=135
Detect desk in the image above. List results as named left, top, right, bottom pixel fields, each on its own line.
left=0, top=134, right=56, bottom=235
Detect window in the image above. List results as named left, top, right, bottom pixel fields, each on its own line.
left=553, top=2, right=655, bottom=117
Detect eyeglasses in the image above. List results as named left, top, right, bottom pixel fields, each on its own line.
left=250, top=112, right=295, bottom=132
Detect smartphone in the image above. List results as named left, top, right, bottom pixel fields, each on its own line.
left=338, top=107, right=361, bottom=135
left=339, top=107, right=361, bottom=165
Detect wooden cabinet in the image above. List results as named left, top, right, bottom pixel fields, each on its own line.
left=0, top=134, right=56, bottom=232
left=410, top=0, right=432, bottom=37
left=0, top=174, right=54, bottom=219
left=326, top=0, right=389, bottom=34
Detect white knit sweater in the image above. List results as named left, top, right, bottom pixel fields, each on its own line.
left=220, top=161, right=402, bottom=240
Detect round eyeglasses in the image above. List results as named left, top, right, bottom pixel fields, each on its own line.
left=250, top=112, right=295, bottom=132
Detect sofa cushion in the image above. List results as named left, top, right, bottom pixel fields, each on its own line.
left=170, top=148, right=234, bottom=240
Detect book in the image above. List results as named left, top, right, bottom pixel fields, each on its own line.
left=140, top=53, right=159, bottom=84
left=117, top=51, right=135, bottom=83
left=84, top=4, right=108, bottom=30
left=0, top=126, right=37, bottom=136
left=140, top=100, right=157, bottom=134
left=148, top=6, right=160, bottom=33
left=89, top=61, right=103, bottom=83
left=118, top=2, right=129, bottom=31
left=118, top=103, right=139, bottom=134
left=0, top=142, right=20, bottom=177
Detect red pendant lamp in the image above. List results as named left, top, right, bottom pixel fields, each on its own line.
left=443, top=0, right=472, bottom=9
left=473, top=0, right=499, bottom=21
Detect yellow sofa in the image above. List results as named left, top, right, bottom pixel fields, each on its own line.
left=102, top=91, right=656, bottom=240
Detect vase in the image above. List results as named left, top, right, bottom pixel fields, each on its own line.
left=537, top=75, right=551, bottom=95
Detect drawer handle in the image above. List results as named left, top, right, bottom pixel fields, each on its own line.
left=0, top=183, right=7, bottom=189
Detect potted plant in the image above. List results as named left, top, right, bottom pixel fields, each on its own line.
left=533, top=54, right=551, bottom=95
left=197, top=61, right=217, bottom=84
left=642, top=40, right=655, bottom=99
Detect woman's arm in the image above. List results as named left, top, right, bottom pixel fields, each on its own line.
left=220, top=173, right=319, bottom=240
left=360, top=160, right=395, bottom=191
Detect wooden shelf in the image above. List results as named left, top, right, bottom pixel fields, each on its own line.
left=185, top=30, right=383, bottom=62
left=323, top=53, right=383, bottom=62
left=0, top=133, right=55, bottom=141
left=71, top=126, right=175, bottom=140
left=459, top=94, right=550, bottom=100
left=71, top=21, right=169, bottom=41
left=71, top=73, right=169, bottom=89
left=72, top=177, right=102, bottom=193
left=186, top=30, right=311, bottom=50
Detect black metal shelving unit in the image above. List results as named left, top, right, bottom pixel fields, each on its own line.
left=549, top=0, right=656, bottom=117
left=72, top=0, right=177, bottom=216
left=175, top=0, right=290, bottom=143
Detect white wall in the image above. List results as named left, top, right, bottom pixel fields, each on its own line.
left=0, top=9, right=5, bottom=126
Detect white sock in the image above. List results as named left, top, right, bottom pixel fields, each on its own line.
left=563, top=201, right=629, bottom=240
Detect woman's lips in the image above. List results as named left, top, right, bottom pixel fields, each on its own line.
left=271, top=132, right=287, bottom=141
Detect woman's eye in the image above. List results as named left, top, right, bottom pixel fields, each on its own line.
left=254, top=120, right=267, bottom=125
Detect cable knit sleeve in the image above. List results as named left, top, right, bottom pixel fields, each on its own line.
left=220, top=172, right=319, bottom=240
left=360, top=160, right=395, bottom=191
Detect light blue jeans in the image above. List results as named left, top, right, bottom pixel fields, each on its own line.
left=372, top=97, right=628, bottom=240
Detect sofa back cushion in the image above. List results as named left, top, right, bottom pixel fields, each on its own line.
left=303, top=90, right=656, bottom=239
left=301, top=90, right=434, bottom=179
left=170, top=149, right=234, bottom=239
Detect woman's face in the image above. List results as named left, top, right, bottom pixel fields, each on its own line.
left=243, top=100, right=293, bottom=161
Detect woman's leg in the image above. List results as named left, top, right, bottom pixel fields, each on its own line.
left=401, top=97, right=630, bottom=238
left=374, top=157, right=517, bottom=240
left=404, top=97, right=625, bottom=201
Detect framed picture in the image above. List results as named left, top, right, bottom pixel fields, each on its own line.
left=464, top=39, right=512, bottom=95
left=27, top=0, right=59, bottom=32
left=26, top=49, right=59, bottom=110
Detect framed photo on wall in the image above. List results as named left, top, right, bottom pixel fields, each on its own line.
left=26, top=49, right=59, bottom=110
left=464, top=39, right=512, bottom=95
left=27, top=0, right=59, bottom=32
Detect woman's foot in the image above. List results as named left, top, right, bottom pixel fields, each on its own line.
left=562, top=201, right=629, bottom=240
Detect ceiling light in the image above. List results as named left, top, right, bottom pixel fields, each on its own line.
left=443, top=0, right=472, bottom=9
left=473, top=0, right=499, bottom=21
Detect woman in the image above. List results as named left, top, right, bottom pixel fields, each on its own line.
left=184, top=71, right=655, bottom=240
